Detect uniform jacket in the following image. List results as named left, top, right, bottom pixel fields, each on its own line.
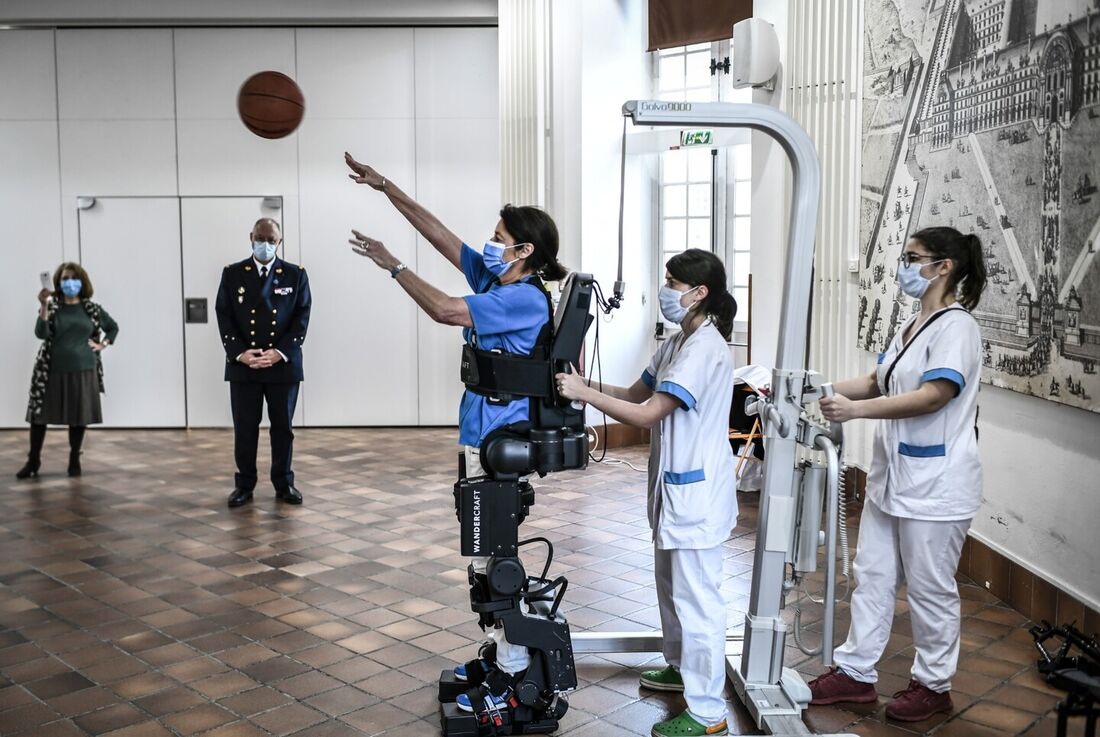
left=215, top=257, right=311, bottom=383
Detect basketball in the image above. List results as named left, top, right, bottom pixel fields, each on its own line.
left=237, top=71, right=305, bottom=139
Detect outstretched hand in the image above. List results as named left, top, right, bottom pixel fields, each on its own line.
left=349, top=229, right=400, bottom=271
left=344, top=152, right=386, bottom=190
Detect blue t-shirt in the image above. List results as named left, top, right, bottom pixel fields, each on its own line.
left=458, top=243, right=550, bottom=446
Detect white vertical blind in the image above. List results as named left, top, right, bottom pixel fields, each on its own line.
left=499, top=0, right=548, bottom=206
left=785, top=0, right=875, bottom=469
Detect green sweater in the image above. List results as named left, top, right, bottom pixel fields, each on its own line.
left=35, top=302, right=120, bottom=374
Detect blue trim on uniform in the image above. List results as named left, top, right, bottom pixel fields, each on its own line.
left=921, top=367, right=965, bottom=394
left=877, top=352, right=885, bottom=364
left=663, top=469, right=706, bottom=484
left=641, top=369, right=656, bottom=390
left=898, top=442, right=946, bottom=458
left=657, top=381, right=696, bottom=411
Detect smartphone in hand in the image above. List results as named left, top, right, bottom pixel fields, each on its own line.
left=39, top=271, right=52, bottom=291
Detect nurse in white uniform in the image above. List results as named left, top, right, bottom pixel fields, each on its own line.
left=810, top=227, right=988, bottom=723
left=558, top=248, right=737, bottom=737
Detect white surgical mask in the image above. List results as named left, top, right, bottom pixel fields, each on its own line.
left=659, top=285, right=700, bottom=324
left=896, top=259, right=944, bottom=299
left=253, top=241, right=277, bottom=263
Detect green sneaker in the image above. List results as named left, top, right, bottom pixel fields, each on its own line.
left=651, top=710, right=728, bottom=737
left=639, top=665, right=685, bottom=692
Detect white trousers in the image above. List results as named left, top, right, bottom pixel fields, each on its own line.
left=833, top=499, right=971, bottom=692
left=465, top=446, right=531, bottom=676
left=654, top=545, right=728, bottom=723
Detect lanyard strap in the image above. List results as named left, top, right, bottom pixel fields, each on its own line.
left=883, top=307, right=962, bottom=393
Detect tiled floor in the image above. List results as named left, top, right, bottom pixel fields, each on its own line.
left=0, top=427, right=1072, bottom=736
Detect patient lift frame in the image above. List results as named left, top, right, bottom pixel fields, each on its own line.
left=569, top=101, right=854, bottom=737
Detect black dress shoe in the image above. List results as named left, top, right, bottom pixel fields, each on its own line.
left=67, top=452, right=82, bottom=477
left=275, top=485, right=303, bottom=504
left=227, top=487, right=254, bottom=507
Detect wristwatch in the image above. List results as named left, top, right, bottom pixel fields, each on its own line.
left=390, top=263, right=408, bottom=279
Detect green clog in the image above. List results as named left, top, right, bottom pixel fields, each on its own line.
left=651, top=710, right=728, bottom=737
left=639, top=665, right=685, bottom=692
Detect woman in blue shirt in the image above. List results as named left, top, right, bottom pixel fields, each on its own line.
left=344, top=151, right=568, bottom=706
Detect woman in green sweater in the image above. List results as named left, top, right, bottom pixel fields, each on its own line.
left=18, top=262, right=119, bottom=479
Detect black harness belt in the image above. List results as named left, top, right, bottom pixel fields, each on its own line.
left=461, top=273, right=555, bottom=404
left=461, top=344, right=551, bottom=403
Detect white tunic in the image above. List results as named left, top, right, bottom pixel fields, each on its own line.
left=866, top=306, right=983, bottom=521
left=642, top=322, right=737, bottom=549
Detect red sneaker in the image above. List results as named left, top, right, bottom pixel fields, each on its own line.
left=885, top=680, right=953, bottom=722
left=807, top=667, right=879, bottom=705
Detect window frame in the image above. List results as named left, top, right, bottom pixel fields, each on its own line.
left=652, top=39, right=751, bottom=341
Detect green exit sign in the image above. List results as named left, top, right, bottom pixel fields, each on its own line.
left=680, top=129, right=713, bottom=146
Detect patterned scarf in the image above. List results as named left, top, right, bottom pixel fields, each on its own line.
left=26, top=299, right=106, bottom=420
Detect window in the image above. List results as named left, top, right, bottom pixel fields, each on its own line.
left=653, top=40, right=752, bottom=335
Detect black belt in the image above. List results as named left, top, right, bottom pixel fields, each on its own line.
left=461, top=344, right=551, bottom=404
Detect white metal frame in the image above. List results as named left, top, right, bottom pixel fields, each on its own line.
left=571, top=100, right=854, bottom=737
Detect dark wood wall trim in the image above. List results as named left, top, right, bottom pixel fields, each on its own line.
left=592, top=424, right=650, bottom=451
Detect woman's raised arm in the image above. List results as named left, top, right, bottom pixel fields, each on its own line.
left=345, top=152, right=464, bottom=270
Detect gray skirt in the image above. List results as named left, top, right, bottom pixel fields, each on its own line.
left=27, top=369, right=103, bottom=426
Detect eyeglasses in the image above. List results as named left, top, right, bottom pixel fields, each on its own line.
left=897, top=252, right=938, bottom=268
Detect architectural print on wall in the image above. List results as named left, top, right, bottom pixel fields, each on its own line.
left=859, top=0, right=1100, bottom=412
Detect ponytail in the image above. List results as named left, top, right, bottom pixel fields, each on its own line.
left=708, top=291, right=738, bottom=341
left=665, top=248, right=738, bottom=340
left=910, top=227, right=988, bottom=310
left=957, top=233, right=987, bottom=310
left=499, top=204, right=570, bottom=282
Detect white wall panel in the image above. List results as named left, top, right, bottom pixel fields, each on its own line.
left=56, top=30, right=175, bottom=120
left=78, top=197, right=185, bottom=427
left=173, top=28, right=296, bottom=120
left=297, top=118, right=419, bottom=425
left=0, top=122, right=64, bottom=428
left=59, top=121, right=179, bottom=196
left=56, top=29, right=178, bottom=256
left=295, top=27, right=418, bottom=426
left=0, top=30, right=57, bottom=120
left=58, top=120, right=178, bottom=256
left=414, top=27, right=498, bottom=119
left=176, top=120, right=297, bottom=196
left=413, top=27, right=499, bottom=426
left=295, top=28, right=415, bottom=119
left=413, top=117, right=500, bottom=425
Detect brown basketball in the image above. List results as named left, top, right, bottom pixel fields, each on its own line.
left=237, top=71, right=305, bottom=139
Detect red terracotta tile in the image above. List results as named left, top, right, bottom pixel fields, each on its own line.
left=960, top=701, right=1040, bottom=733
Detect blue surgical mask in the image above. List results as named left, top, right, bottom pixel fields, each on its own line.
left=659, top=285, right=700, bottom=324
left=482, top=241, right=526, bottom=278
left=253, top=241, right=277, bottom=263
left=60, top=278, right=82, bottom=297
left=896, top=260, right=944, bottom=299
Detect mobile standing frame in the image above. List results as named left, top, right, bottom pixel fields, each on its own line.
left=567, top=101, right=855, bottom=737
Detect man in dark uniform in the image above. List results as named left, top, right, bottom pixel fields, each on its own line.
left=215, top=218, right=311, bottom=507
